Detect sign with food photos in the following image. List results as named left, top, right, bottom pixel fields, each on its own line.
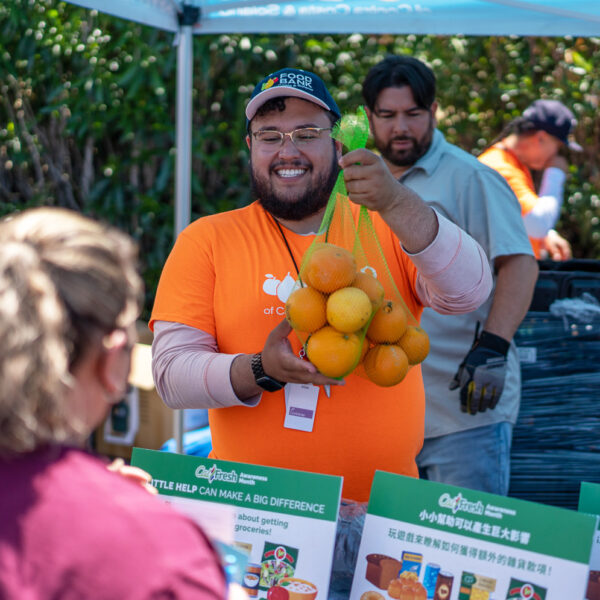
left=578, top=482, right=600, bottom=600
left=350, top=471, right=597, bottom=600
left=131, top=448, right=342, bottom=600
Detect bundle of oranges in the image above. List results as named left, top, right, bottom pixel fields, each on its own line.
left=285, top=242, right=429, bottom=386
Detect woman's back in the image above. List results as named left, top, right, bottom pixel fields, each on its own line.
left=1, top=445, right=226, bottom=599
left=0, top=207, right=227, bottom=600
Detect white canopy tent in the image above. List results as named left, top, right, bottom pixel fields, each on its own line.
left=64, top=0, right=600, bottom=451
left=65, top=0, right=600, bottom=36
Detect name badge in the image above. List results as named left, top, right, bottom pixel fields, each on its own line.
left=284, top=383, right=319, bottom=432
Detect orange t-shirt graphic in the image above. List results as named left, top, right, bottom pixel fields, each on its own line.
left=478, top=144, right=543, bottom=258
left=151, top=201, right=425, bottom=502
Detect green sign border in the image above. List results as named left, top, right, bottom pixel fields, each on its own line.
left=367, top=471, right=596, bottom=564
left=131, top=448, right=342, bottom=522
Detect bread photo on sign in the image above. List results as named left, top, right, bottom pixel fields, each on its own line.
left=364, top=553, right=402, bottom=589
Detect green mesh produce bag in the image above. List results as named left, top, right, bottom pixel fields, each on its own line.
left=285, top=108, right=429, bottom=386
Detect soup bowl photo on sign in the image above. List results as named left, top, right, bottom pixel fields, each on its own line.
left=270, top=578, right=318, bottom=600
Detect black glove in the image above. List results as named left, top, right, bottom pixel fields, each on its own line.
left=449, top=329, right=510, bottom=415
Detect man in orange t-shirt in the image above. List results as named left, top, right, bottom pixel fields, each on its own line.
left=479, top=99, right=581, bottom=260
left=151, top=67, right=492, bottom=598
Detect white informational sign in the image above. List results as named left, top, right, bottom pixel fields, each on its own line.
left=350, top=471, right=597, bottom=600
left=132, top=448, right=342, bottom=600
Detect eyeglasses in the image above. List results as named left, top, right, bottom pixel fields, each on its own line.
left=252, top=127, right=333, bottom=147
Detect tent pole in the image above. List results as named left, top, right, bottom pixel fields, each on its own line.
left=173, top=4, right=199, bottom=454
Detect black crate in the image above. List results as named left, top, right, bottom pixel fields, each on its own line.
left=510, top=310, right=600, bottom=509
left=529, top=259, right=600, bottom=311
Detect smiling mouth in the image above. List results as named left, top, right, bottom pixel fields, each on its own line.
left=274, top=167, right=308, bottom=178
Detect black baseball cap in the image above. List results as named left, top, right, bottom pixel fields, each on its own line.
left=245, top=68, right=341, bottom=123
left=522, top=99, right=582, bottom=151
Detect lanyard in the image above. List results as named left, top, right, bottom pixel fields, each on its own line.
left=270, top=213, right=301, bottom=277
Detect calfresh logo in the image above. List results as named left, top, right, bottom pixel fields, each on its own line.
left=438, top=492, right=484, bottom=516
left=195, top=464, right=239, bottom=484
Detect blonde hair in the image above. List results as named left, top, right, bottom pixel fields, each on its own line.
left=0, top=207, right=143, bottom=455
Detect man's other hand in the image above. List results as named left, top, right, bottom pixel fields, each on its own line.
left=449, top=330, right=510, bottom=414
left=261, top=319, right=344, bottom=388
left=339, top=148, right=403, bottom=213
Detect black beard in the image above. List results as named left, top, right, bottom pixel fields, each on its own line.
left=250, top=154, right=340, bottom=221
left=379, top=119, right=434, bottom=167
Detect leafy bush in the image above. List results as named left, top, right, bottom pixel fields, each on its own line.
left=2, top=0, right=600, bottom=318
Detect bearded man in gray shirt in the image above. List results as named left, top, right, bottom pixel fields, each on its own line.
left=363, top=55, right=539, bottom=495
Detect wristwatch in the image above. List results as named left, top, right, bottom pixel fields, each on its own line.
left=251, top=353, right=285, bottom=392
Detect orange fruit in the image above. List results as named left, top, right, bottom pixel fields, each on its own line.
left=399, top=325, right=430, bottom=365
left=351, top=270, right=385, bottom=310
left=285, top=286, right=327, bottom=333
left=363, top=344, right=409, bottom=387
left=306, top=325, right=362, bottom=378
left=367, top=299, right=407, bottom=343
left=359, top=336, right=370, bottom=363
left=326, top=286, right=372, bottom=333
left=302, top=243, right=357, bottom=293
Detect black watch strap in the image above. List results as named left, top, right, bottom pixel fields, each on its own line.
left=251, top=353, right=285, bottom=392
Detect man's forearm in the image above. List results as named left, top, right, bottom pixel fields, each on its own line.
left=230, top=354, right=265, bottom=400
left=483, top=254, right=539, bottom=341
left=379, top=189, right=439, bottom=254
left=152, top=321, right=260, bottom=409
left=412, top=211, right=493, bottom=314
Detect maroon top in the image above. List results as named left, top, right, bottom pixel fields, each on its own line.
left=0, top=445, right=227, bottom=599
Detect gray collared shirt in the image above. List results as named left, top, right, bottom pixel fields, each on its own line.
left=400, top=129, right=533, bottom=438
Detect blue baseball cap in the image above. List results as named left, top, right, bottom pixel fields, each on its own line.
left=245, top=68, right=341, bottom=123
left=522, top=99, right=582, bottom=151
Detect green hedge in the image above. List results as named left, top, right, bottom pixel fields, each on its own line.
left=2, top=0, right=600, bottom=318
